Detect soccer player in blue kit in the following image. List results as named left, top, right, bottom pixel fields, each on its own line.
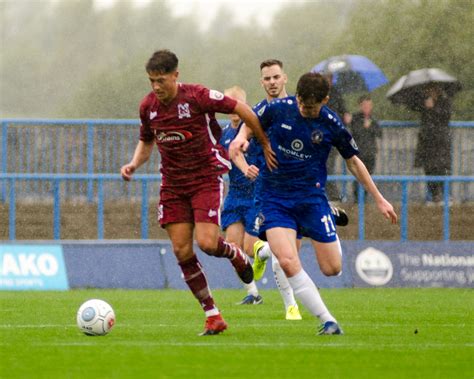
left=220, top=86, right=264, bottom=305
left=230, top=72, right=398, bottom=335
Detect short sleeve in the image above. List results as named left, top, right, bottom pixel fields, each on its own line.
left=139, top=100, right=155, bottom=142
left=334, top=127, right=359, bottom=159
left=193, top=85, right=237, bottom=114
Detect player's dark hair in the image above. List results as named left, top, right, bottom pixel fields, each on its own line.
left=260, top=59, right=283, bottom=71
left=296, top=72, right=329, bottom=103
left=358, top=94, right=372, bottom=104
left=146, top=50, right=178, bottom=74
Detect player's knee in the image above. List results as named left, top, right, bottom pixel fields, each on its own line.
left=277, top=255, right=299, bottom=276
left=321, top=263, right=342, bottom=277
left=196, top=237, right=218, bottom=256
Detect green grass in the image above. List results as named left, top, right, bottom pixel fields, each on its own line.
left=0, top=289, right=472, bottom=379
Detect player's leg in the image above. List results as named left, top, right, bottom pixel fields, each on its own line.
left=236, top=232, right=262, bottom=304
left=311, top=237, right=342, bottom=277
left=165, top=222, right=227, bottom=336
left=267, top=227, right=340, bottom=332
left=296, top=201, right=343, bottom=334
left=245, top=206, right=271, bottom=281
left=310, top=238, right=344, bottom=334
left=225, top=223, right=261, bottom=305
left=192, top=179, right=254, bottom=284
left=251, top=230, right=301, bottom=319
left=270, top=252, right=301, bottom=320
left=195, top=222, right=253, bottom=284
left=329, top=202, right=349, bottom=226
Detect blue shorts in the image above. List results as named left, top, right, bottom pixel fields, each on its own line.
left=255, top=194, right=337, bottom=243
left=221, top=195, right=259, bottom=237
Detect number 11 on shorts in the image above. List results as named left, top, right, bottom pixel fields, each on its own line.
left=321, top=214, right=335, bottom=234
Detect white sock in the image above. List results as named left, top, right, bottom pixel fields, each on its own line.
left=272, top=254, right=297, bottom=309
left=244, top=281, right=259, bottom=297
left=287, top=269, right=336, bottom=324
left=257, top=241, right=272, bottom=260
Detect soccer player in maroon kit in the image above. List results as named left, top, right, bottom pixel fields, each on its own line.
left=121, top=50, right=276, bottom=336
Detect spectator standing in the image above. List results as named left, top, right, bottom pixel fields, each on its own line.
left=324, top=73, right=352, bottom=201
left=414, top=84, right=452, bottom=204
left=349, top=94, right=382, bottom=200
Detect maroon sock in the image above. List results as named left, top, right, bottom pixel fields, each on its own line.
left=214, top=236, right=238, bottom=259
left=178, top=255, right=217, bottom=313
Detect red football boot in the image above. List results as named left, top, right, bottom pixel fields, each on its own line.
left=199, top=314, right=228, bottom=336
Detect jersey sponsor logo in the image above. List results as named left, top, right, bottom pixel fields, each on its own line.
left=290, top=139, right=304, bottom=151
left=154, top=130, right=192, bottom=144
left=209, top=89, right=224, bottom=100
left=281, top=123, right=292, bottom=130
left=311, top=130, right=323, bottom=144
left=150, top=111, right=158, bottom=120
left=277, top=144, right=312, bottom=160
left=177, top=103, right=191, bottom=119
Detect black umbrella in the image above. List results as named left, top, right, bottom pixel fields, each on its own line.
left=386, top=68, right=462, bottom=111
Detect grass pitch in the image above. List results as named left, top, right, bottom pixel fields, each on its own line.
left=0, top=288, right=472, bottom=379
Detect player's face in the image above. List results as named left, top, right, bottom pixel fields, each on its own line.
left=260, top=65, right=287, bottom=99
left=297, top=96, right=328, bottom=118
left=148, top=70, right=179, bottom=104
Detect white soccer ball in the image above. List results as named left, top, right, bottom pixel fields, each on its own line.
left=76, top=299, right=115, bottom=336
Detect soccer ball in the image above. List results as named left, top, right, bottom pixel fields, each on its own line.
left=76, top=299, right=115, bottom=336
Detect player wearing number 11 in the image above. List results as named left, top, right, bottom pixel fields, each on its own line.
left=230, top=72, right=397, bottom=335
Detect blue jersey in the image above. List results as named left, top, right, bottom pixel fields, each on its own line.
left=220, top=123, right=261, bottom=198
left=256, top=96, right=359, bottom=198
left=220, top=123, right=260, bottom=236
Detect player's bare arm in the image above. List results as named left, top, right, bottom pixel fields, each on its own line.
left=233, top=101, right=278, bottom=170
left=121, top=140, right=154, bottom=181
left=345, top=155, right=398, bottom=224
left=229, top=124, right=252, bottom=160
left=232, top=150, right=260, bottom=181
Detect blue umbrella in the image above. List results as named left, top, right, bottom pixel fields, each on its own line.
left=311, top=55, right=389, bottom=93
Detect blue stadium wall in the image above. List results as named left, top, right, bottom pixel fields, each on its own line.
left=1, top=241, right=473, bottom=290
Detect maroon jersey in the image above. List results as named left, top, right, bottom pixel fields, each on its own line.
left=139, top=83, right=237, bottom=186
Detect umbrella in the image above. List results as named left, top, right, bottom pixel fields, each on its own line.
left=311, top=54, right=389, bottom=93
left=386, top=68, right=462, bottom=111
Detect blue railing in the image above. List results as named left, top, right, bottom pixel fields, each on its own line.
left=1, top=173, right=472, bottom=242
left=1, top=119, right=473, bottom=202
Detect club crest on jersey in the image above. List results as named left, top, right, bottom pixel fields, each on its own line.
left=155, top=130, right=192, bottom=144
left=177, top=103, right=191, bottom=119
left=150, top=111, right=157, bottom=120
left=311, top=130, right=323, bottom=144
left=209, top=89, right=224, bottom=100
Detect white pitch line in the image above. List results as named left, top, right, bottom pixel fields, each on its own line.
left=20, top=341, right=474, bottom=348
left=0, top=322, right=467, bottom=329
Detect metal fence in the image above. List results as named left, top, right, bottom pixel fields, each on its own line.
left=1, top=173, right=472, bottom=241
left=1, top=119, right=473, bottom=203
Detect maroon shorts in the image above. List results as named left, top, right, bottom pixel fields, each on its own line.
left=158, top=177, right=225, bottom=227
